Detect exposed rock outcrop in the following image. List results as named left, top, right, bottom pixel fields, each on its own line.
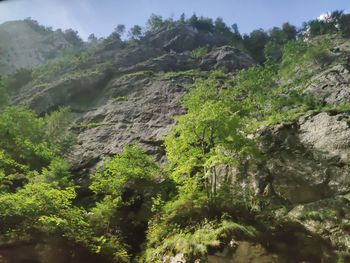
left=306, top=64, right=350, bottom=104
left=143, top=25, right=231, bottom=52
left=200, top=46, right=254, bottom=72
left=253, top=112, right=350, bottom=205
left=69, top=74, right=190, bottom=172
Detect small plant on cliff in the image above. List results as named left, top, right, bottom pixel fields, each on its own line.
left=191, top=46, right=209, bottom=60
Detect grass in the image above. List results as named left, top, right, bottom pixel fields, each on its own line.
left=162, top=69, right=204, bottom=79
left=112, top=96, right=129, bottom=102
left=72, top=121, right=113, bottom=129
left=119, top=70, right=155, bottom=81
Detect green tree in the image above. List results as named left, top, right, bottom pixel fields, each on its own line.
left=0, top=107, right=75, bottom=190
left=63, top=29, right=84, bottom=46
left=179, top=13, right=186, bottom=25
left=243, top=29, right=269, bottom=63
left=128, top=25, right=143, bottom=40
left=187, top=14, right=199, bottom=28
left=282, top=22, right=297, bottom=41
left=339, top=13, right=350, bottom=37
left=214, top=17, right=230, bottom=34
left=115, top=24, right=126, bottom=36
left=165, top=74, right=254, bottom=202
left=146, top=14, right=164, bottom=31
left=90, top=145, right=159, bottom=239
left=0, top=79, right=8, bottom=108
left=88, top=33, right=98, bottom=43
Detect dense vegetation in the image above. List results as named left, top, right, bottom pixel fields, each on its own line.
left=0, top=10, right=349, bottom=262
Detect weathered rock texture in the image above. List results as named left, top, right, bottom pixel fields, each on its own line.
left=200, top=46, right=254, bottom=72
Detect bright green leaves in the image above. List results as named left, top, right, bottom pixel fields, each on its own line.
left=0, top=79, right=8, bottom=108
left=89, top=145, right=161, bottom=261
left=165, top=71, right=254, bottom=184
left=0, top=182, right=76, bottom=238
left=165, top=101, right=244, bottom=181
left=90, top=145, right=160, bottom=197
left=0, top=181, right=105, bottom=254
left=0, top=107, right=75, bottom=190
left=191, top=46, right=209, bottom=60
left=44, top=107, right=76, bottom=155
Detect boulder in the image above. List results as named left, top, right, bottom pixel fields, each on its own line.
left=143, top=25, right=231, bottom=53
left=299, top=112, right=350, bottom=162
left=207, top=242, right=281, bottom=263
left=287, top=196, right=350, bottom=251
left=252, top=113, right=350, bottom=204
left=305, top=64, right=350, bottom=105
left=200, top=46, right=254, bottom=72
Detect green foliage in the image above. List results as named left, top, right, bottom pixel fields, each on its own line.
left=40, top=157, right=72, bottom=188
left=188, top=14, right=214, bottom=32
left=243, top=29, right=269, bottom=63
left=264, top=41, right=282, bottom=62
left=305, top=10, right=350, bottom=38
left=0, top=180, right=130, bottom=262
left=0, top=79, right=8, bottom=108
left=146, top=14, right=164, bottom=31
left=190, top=46, right=208, bottom=60
left=0, top=107, right=75, bottom=191
left=0, top=182, right=89, bottom=244
left=162, top=69, right=203, bottom=79
left=44, top=107, right=76, bottom=154
left=90, top=145, right=159, bottom=197
left=128, top=25, right=143, bottom=40
left=89, top=145, right=160, bottom=257
left=0, top=107, right=53, bottom=171
left=63, top=29, right=84, bottom=46
left=115, top=24, right=126, bottom=36
left=2, top=68, right=32, bottom=94
left=165, top=98, right=247, bottom=183
left=280, top=37, right=334, bottom=82
left=119, top=70, right=155, bottom=81
left=214, top=17, right=231, bottom=34
left=143, top=219, right=256, bottom=262
left=32, top=48, right=92, bottom=83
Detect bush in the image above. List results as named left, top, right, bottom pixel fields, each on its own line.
left=191, top=46, right=208, bottom=60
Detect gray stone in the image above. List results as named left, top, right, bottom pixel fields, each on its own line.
left=200, top=46, right=254, bottom=72
left=305, top=64, right=350, bottom=105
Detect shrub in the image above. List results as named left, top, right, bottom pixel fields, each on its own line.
left=191, top=46, right=209, bottom=60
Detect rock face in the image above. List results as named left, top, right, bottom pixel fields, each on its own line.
left=287, top=196, right=350, bottom=252
left=306, top=64, right=350, bottom=104
left=69, top=74, right=190, bottom=171
left=200, top=46, right=254, bottom=72
left=0, top=238, right=105, bottom=263
left=10, top=22, right=257, bottom=174
left=207, top=242, right=282, bottom=263
left=299, top=112, right=350, bottom=162
left=143, top=25, right=231, bottom=53
left=254, top=112, right=350, bottom=204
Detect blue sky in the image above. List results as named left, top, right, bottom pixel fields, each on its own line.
left=0, top=0, right=349, bottom=39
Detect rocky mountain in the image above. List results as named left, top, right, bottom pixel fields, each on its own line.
left=11, top=24, right=254, bottom=174
left=1, top=17, right=350, bottom=263
left=0, top=19, right=81, bottom=75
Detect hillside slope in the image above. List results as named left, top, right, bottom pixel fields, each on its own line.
left=0, top=19, right=80, bottom=74
left=0, top=18, right=350, bottom=263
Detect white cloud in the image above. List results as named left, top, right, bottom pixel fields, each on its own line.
left=317, top=12, right=331, bottom=21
